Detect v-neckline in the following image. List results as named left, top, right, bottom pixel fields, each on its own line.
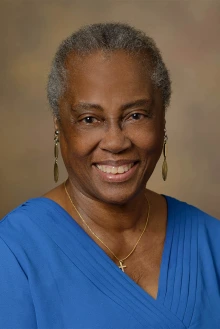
left=31, top=195, right=174, bottom=303
left=26, top=195, right=187, bottom=328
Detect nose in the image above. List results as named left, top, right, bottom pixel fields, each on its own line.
left=99, top=123, right=132, bottom=154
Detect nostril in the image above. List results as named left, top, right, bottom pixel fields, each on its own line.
left=99, top=131, right=132, bottom=153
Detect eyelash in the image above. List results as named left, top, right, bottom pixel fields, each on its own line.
left=129, top=113, right=145, bottom=120
left=79, top=111, right=151, bottom=125
left=81, top=116, right=99, bottom=124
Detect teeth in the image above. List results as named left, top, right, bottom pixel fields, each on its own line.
left=118, top=166, right=125, bottom=174
left=96, top=163, right=133, bottom=174
left=112, top=167, right=118, bottom=174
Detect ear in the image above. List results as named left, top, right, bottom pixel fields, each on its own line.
left=53, top=116, right=60, bottom=131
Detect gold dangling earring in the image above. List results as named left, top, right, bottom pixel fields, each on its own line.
left=54, top=130, right=59, bottom=183
left=162, top=128, right=168, bottom=181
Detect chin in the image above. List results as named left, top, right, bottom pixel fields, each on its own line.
left=93, top=185, right=143, bottom=205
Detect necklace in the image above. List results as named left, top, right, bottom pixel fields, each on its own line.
left=64, top=181, right=150, bottom=272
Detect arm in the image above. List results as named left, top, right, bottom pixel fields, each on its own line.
left=0, top=237, right=37, bottom=329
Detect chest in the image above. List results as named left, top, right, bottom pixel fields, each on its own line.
left=120, top=237, right=165, bottom=299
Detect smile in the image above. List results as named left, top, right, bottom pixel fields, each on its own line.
left=96, top=163, right=134, bottom=175
left=93, top=161, right=138, bottom=183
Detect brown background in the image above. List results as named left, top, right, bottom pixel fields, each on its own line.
left=0, top=0, right=219, bottom=219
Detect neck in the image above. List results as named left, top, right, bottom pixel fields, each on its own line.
left=65, top=180, right=149, bottom=234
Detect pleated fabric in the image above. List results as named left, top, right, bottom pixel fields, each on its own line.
left=0, top=196, right=219, bottom=329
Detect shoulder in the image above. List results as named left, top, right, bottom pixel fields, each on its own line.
left=165, top=194, right=219, bottom=221
left=0, top=197, right=60, bottom=247
left=149, top=190, right=219, bottom=227
left=0, top=197, right=52, bottom=226
left=166, top=194, right=220, bottom=229
left=165, top=195, right=220, bottom=255
left=0, top=197, right=66, bottom=275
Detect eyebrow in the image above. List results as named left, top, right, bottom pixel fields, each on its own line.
left=71, top=99, right=150, bottom=112
left=71, top=102, right=103, bottom=112
left=120, top=99, right=150, bottom=111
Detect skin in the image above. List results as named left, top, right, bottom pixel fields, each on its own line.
left=45, top=50, right=167, bottom=299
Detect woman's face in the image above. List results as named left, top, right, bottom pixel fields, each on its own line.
left=57, top=50, right=165, bottom=204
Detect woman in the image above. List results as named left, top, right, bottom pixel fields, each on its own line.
left=0, top=23, right=219, bottom=329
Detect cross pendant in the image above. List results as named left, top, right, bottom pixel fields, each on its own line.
left=118, top=260, right=127, bottom=272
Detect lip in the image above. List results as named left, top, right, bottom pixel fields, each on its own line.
left=94, top=160, right=138, bottom=166
left=93, top=161, right=139, bottom=183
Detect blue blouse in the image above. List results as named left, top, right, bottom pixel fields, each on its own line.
left=0, top=196, right=219, bottom=329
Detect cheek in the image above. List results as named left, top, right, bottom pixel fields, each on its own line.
left=60, top=128, right=102, bottom=160
left=127, top=125, right=163, bottom=154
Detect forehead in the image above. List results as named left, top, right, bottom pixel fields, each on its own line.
left=64, top=50, right=155, bottom=106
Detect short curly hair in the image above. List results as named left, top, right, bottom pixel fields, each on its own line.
left=47, top=22, right=171, bottom=118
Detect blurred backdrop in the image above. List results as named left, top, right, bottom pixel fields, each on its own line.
left=0, top=0, right=220, bottom=218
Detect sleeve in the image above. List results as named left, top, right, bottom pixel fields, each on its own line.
left=0, top=237, right=37, bottom=329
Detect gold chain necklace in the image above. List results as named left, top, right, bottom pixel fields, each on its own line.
left=64, top=181, right=150, bottom=272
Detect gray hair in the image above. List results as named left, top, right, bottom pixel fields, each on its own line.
left=47, top=23, right=171, bottom=118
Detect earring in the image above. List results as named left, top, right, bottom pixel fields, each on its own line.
left=54, top=130, right=59, bottom=183
left=162, top=128, right=168, bottom=181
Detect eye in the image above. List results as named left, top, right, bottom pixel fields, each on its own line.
left=130, top=113, right=144, bottom=120
left=127, top=112, right=147, bottom=122
left=81, top=116, right=99, bottom=124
